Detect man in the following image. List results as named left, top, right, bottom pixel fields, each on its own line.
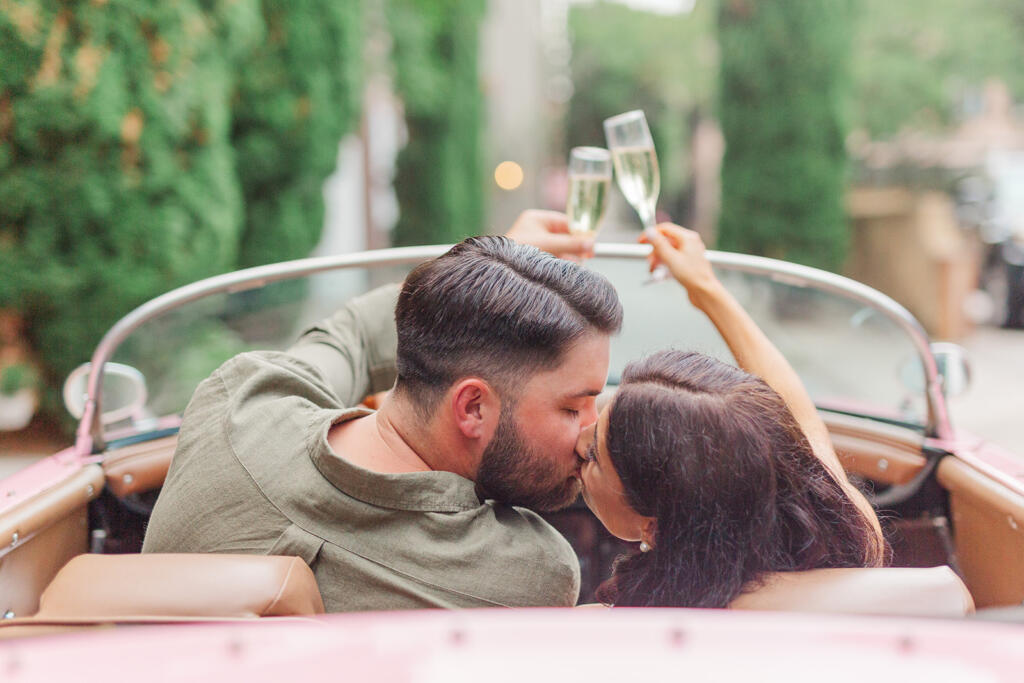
left=143, top=211, right=623, bottom=611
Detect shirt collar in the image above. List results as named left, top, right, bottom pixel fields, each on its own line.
left=308, top=409, right=484, bottom=513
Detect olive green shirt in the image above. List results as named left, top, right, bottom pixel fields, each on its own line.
left=142, top=284, right=581, bottom=611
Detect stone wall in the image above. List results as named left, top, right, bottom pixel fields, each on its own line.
left=845, top=187, right=979, bottom=340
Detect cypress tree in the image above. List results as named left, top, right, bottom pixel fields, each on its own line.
left=717, top=0, right=856, bottom=272
left=388, top=0, right=486, bottom=246
left=231, top=0, right=364, bottom=268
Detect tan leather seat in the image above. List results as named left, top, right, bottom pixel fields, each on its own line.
left=14, top=553, right=324, bottom=624
left=730, top=566, right=974, bottom=617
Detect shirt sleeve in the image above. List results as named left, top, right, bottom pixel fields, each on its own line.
left=286, top=283, right=400, bottom=407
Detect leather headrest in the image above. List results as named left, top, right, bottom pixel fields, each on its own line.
left=730, top=566, right=974, bottom=617
left=34, top=554, right=325, bottom=620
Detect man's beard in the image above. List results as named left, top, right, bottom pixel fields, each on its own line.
left=475, top=409, right=581, bottom=512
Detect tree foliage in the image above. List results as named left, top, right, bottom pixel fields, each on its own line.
left=230, top=0, right=364, bottom=267
left=387, top=0, right=486, bottom=246
left=851, top=0, right=1024, bottom=138
left=0, top=1, right=363, bottom=420
left=568, top=1, right=717, bottom=220
left=717, top=0, right=855, bottom=271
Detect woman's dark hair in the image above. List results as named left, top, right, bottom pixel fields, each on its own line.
left=595, top=350, right=887, bottom=608
left=395, top=236, right=622, bottom=417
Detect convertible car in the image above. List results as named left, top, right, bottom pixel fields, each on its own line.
left=0, top=244, right=1022, bottom=679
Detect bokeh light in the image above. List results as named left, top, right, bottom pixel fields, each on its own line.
left=494, top=161, right=524, bottom=190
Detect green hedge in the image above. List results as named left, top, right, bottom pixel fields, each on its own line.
left=387, top=0, right=486, bottom=246
left=0, top=3, right=246, bottom=403
left=717, top=0, right=855, bottom=272
left=0, top=1, right=363, bottom=421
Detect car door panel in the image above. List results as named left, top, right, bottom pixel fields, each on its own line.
left=937, top=457, right=1024, bottom=608
left=825, top=412, right=928, bottom=486
left=0, top=465, right=103, bottom=617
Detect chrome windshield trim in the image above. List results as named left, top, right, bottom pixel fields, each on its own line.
left=78, top=243, right=949, bottom=452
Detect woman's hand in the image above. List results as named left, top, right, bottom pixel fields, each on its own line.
left=640, top=224, right=720, bottom=305
left=505, top=210, right=595, bottom=261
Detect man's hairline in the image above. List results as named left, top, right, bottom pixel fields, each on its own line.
left=393, top=326, right=612, bottom=420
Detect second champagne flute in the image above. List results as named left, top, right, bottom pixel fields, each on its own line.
left=603, top=110, right=668, bottom=282
left=566, top=146, right=612, bottom=244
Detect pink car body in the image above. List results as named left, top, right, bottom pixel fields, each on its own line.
left=3, top=609, right=1024, bottom=682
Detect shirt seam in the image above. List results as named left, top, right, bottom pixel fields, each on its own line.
left=211, top=367, right=293, bottom=530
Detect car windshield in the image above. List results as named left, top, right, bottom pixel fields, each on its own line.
left=596, top=257, right=927, bottom=429
left=98, top=250, right=928, bottom=441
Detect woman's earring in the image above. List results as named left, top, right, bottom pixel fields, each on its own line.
left=639, top=541, right=651, bottom=553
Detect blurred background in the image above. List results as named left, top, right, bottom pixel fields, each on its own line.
left=1, top=0, right=1022, bottom=458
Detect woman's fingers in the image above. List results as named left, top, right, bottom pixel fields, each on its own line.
left=639, top=223, right=688, bottom=263
left=638, top=223, right=714, bottom=293
left=640, top=225, right=683, bottom=279
left=639, top=223, right=692, bottom=247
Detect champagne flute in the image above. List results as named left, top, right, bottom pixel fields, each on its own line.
left=603, top=110, right=669, bottom=283
left=566, top=147, right=612, bottom=247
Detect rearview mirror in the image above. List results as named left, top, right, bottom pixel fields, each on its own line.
left=63, top=362, right=148, bottom=424
left=930, top=343, right=971, bottom=398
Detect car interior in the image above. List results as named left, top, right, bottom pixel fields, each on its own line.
left=1, top=249, right=1022, bottom=638
left=0, top=423, right=996, bottom=636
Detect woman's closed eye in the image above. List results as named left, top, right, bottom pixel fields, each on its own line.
left=584, top=442, right=598, bottom=463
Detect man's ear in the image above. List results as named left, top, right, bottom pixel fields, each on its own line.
left=451, top=378, right=501, bottom=439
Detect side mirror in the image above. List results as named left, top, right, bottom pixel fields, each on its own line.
left=63, top=362, right=148, bottom=425
left=930, top=343, right=971, bottom=398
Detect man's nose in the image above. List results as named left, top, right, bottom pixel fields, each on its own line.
left=580, top=398, right=599, bottom=429
left=575, top=421, right=594, bottom=456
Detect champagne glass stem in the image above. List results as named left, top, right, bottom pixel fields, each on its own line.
left=635, top=200, right=654, bottom=229
left=641, top=211, right=670, bottom=285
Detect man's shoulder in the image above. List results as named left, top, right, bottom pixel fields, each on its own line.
left=194, top=349, right=341, bottom=413
left=161, top=348, right=337, bottom=502
left=215, top=349, right=329, bottom=387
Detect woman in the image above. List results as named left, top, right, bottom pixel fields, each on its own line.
left=577, top=224, right=887, bottom=608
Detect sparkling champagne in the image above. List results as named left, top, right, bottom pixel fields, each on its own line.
left=610, top=145, right=660, bottom=223
left=566, top=174, right=610, bottom=236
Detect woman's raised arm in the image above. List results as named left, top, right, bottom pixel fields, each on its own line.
left=643, top=225, right=882, bottom=539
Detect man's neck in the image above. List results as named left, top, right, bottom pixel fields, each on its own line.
left=326, top=396, right=471, bottom=477
left=326, top=401, right=428, bottom=474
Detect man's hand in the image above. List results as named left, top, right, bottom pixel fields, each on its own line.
left=505, top=210, right=595, bottom=261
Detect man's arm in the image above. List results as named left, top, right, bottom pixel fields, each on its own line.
left=287, top=283, right=400, bottom=408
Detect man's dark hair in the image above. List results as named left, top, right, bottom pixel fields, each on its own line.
left=394, top=236, right=622, bottom=415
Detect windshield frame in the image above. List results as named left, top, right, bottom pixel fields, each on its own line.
left=75, top=244, right=949, bottom=453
